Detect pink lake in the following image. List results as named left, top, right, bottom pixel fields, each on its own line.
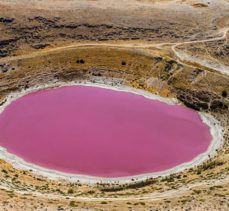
left=0, top=86, right=212, bottom=178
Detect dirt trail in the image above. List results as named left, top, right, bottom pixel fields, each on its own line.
left=171, top=28, right=229, bottom=74
left=0, top=28, right=228, bottom=75
left=0, top=25, right=228, bottom=206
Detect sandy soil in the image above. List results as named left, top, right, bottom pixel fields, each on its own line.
left=0, top=0, right=228, bottom=210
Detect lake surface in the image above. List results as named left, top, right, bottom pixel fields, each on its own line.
left=0, top=86, right=212, bottom=178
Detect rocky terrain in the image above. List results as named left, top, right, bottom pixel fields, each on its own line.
left=0, top=0, right=228, bottom=210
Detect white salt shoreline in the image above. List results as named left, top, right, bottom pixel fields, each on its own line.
left=0, top=81, right=224, bottom=184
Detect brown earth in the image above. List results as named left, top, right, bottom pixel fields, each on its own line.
left=0, top=0, right=228, bottom=210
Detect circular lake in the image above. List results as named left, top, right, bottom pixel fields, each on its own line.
left=0, top=85, right=212, bottom=178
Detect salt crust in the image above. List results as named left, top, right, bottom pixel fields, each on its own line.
left=0, top=81, right=224, bottom=184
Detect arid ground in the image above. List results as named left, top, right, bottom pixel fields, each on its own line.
left=0, top=0, right=228, bottom=210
